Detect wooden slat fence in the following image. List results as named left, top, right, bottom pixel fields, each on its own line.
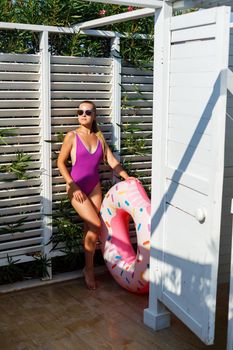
left=0, top=53, right=153, bottom=270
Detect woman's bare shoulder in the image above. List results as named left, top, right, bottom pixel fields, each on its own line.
left=63, top=130, right=76, bottom=143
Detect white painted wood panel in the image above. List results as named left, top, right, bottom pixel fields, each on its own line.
left=0, top=82, right=40, bottom=89
left=165, top=180, right=208, bottom=217
left=51, top=73, right=112, bottom=82
left=0, top=229, right=43, bottom=242
left=0, top=109, right=40, bottom=117
left=168, top=126, right=211, bottom=149
left=0, top=213, right=41, bottom=224
left=0, top=72, right=40, bottom=81
left=0, top=53, right=39, bottom=63
left=51, top=99, right=112, bottom=108
left=51, top=64, right=111, bottom=74
left=166, top=166, right=208, bottom=194
left=169, top=100, right=216, bottom=117
left=170, top=71, right=219, bottom=87
left=0, top=204, right=41, bottom=216
left=50, top=56, right=111, bottom=65
left=0, top=237, right=43, bottom=251
left=0, top=187, right=41, bottom=198
left=0, top=53, right=42, bottom=265
left=170, top=56, right=216, bottom=72
left=0, top=119, right=40, bottom=126
left=171, top=24, right=216, bottom=42
left=170, top=7, right=216, bottom=30
left=167, top=140, right=211, bottom=179
left=0, top=179, right=41, bottom=190
left=170, top=40, right=216, bottom=59
left=0, top=145, right=41, bottom=153
left=170, top=85, right=219, bottom=102
left=0, top=245, right=43, bottom=259
left=0, top=63, right=40, bottom=72
left=168, top=114, right=212, bottom=136
left=51, top=82, right=111, bottom=91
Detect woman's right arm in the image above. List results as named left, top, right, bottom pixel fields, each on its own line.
left=57, top=131, right=76, bottom=186
left=57, top=132, right=86, bottom=203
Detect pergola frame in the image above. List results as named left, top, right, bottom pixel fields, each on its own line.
left=0, top=3, right=155, bottom=274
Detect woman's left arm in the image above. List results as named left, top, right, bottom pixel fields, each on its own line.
left=106, top=144, right=140, bottom=182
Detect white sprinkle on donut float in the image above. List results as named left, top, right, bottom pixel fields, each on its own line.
left=99, top=178, right=151, bottom=294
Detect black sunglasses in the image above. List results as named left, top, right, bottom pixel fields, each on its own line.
left=77, top=109, right=93, bottom=116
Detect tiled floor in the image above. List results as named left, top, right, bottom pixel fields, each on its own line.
left=0, top=270, right=228, bottom=349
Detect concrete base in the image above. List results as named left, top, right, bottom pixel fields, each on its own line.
left=144, top=307, right=171, bottom=331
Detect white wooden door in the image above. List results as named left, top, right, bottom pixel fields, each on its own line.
left=144, top=6, right=231, bottom=345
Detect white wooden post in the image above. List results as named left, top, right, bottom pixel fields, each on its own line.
left=144, top=1, right=172, bottom=330
left=39, top=30, right=53, bottom=279
left=227, top=198, right=233, bottom=350
left=111, top=35, right=122, bottom=182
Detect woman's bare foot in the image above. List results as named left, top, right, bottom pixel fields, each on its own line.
left=82, top=267, right=96, bottom=290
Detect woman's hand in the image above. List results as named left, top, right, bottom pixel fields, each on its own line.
left=66, top=182, right=87, bottom=203
left=125, top=176, right=141, bottom=183
left=73, top=188, right=87, bottom=203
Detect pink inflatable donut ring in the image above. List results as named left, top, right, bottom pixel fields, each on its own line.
left=99, top=179, right=151, bottom=294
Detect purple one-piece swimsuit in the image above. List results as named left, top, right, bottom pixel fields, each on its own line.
left=70, top=132, right=103, bottom=196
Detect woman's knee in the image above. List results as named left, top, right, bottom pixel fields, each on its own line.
left=89, top=219, right=101, bottom=231
left=85, top=217, right=101, bottom=232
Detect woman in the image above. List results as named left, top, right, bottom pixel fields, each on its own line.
left=57, top=100, right=140, bottom=290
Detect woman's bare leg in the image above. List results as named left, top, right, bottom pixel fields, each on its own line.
left=83, top=182, right=103, bottom=289
left=67, top=183, right=102, bottom=289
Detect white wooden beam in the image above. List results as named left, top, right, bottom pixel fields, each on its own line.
left=227, top=199, right=233, bottom=350
left=144, top=1, right=172, bottom=331
left=73, top=8, right=155, bottom=30
left=0, top=21, right=115, bottom=36
left=39, top=31, right=52, bottom=280
left=110, top=35, right=122, bottom=182
left=83, top=0, right=163, bottom=9
left=0, top=21, right=150, bottom=39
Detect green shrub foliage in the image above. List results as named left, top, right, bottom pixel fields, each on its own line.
left=0, top=0, right=154, bottom=65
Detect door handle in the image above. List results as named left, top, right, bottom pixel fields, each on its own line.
left=195, top=207, right=207, bottom=223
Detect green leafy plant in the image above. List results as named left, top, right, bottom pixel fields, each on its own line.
left=0, top=254, right=23, bottom=284
left=50, top=218, right=84, bottom=255
left=0, top=128, right=18, bottom=145
left=45, top=132, right=66, bottom=161
left=30, top=253, right=52, bottom=279
left=121, top=80, right=150, bottom=110
left=0, top=1, right=154, bottom=67
left=45, top=132, right=64, bottom=144
left=47, top=198, right=84, bottom=255
left=117, top=122, right=150, bottom=156
left=0, top=151, right=31, bottom=180
left=0, top=216, right=28, bottom=235
left=52, top=197, right=76, bottom=220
